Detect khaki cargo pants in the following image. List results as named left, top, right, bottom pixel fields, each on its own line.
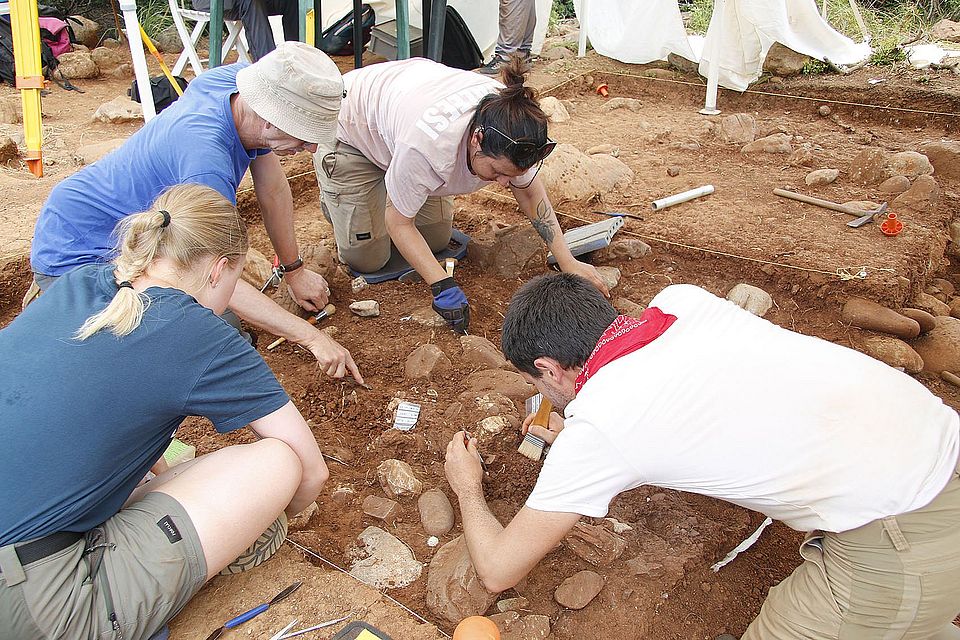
left=313, top=141, right=453, bottom=274
left=744, top=454, right=960, bottom=640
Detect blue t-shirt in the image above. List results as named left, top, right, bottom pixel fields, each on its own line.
left=0, top=265, right=289, bottom=545
left=30, top=64, right=268, bottom=276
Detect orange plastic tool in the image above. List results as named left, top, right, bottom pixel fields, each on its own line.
left=880, top=212, right=903, bottom=237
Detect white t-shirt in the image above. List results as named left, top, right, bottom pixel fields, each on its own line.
left=526, top=284, right=960, bottom=533
left=337, top=58, right=499, bottom=217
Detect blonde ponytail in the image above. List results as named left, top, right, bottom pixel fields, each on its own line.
left=75, top=184, right=247, bottom=340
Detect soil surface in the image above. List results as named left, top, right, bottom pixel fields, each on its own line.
left=2, top=39, right=960, bottom=640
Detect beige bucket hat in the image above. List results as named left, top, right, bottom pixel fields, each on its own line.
left=236, top=42, right=344, bottom=145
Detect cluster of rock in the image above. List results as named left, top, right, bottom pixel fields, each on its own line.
left=848, top=147, right=945, bottom=212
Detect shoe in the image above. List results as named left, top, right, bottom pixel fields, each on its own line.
left=219, top=512, right=288, bottom=575
left=476, top=54, right=508, bottom=75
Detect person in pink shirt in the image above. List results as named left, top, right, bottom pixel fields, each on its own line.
left=314, top=55, right=608, bottom=335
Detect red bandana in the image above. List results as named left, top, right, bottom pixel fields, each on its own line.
left=574, top=308, right=677, bottom=393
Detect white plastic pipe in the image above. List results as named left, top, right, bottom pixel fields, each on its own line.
left=699, top=0, right=725, bottom=116
left=651, top=185, right=714, bottom=210
left=119, top=0, right=157, bottom=121
left=577, top=0, right=589, bottom=58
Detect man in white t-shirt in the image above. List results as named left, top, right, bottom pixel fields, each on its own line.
left=444, top=273, right=960, bottom=639
left=313, top=57, right=608, bottom=335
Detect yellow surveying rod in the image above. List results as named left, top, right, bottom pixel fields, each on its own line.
left=138, top=24, right=184, bottom=98
left=9, top=0, right=44, bottom=177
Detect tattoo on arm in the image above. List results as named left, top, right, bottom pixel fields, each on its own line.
left=532, top=199, right=556, bottom=245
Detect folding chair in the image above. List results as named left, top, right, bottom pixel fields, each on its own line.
left=168, top=0, right=251, bottom=76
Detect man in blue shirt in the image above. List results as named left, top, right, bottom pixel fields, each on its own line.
left=30, top=41, right=363, bottom=382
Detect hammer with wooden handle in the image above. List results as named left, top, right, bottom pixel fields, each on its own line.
left=773, top=188, right=886, bottom=228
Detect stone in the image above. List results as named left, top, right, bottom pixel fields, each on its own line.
left=541, top=45, right=573, bottom=60
left=75, top=138, right=125, bottom=165
left=667, top=165, right=681, bottom=177
left=554, top=570, right=604, bottom=609
left=596, top=266, right=621, bottom=291
left=407, top=306, right=446, bottom=327
left=931, top=18, right=960, bottom=43
left=762, top=42, right=810, bottom=76
left=841, top=298, right=920, bottom=339
left=0, top=135, right=18, bottom=163
left=350, top=300, right=380, bottom=317
left=912, top=316, right=960, bottom=374
left=460, top=335, right=506, bottom=369
left=478, top=415, right=509, bottom=436
left=900, top=308, right=937, bottom=333
left=330, top=485, right=356, bottom=504
left=726, top=283, right=773, bottom=317
left=952, top=298, right=960, bottom=319
left=804, top=168, right=839, bottom=186
left=59, top=51, right=99, bottom=79
left=913, top=292, right=951, bottom=317
left=818, top=105, right=832, bottom=117
left=718, top=113, right=757, bottom=145
left=463, top=369, right=535, bottom=403
left=841, top=200, right=883, bottom=213
left=600, top=97, right=642, bottom=113
left=741, top=133, right=793, bottom=154
left=288, top=501, right=319, bottom=530
left=404, top=344, right=452, bottom=379
left=668, top=52, right=698, bottom=73
left=585, top=143, right=619, bottom=156
left=469, top=223, right=545, bottom=278
left=351, top=276, right=368, bottom=293
left=491, top=612, right=551, bottom=640
left=788, top=144, right=817, bottom=167
left=539, top=143, right=634, bottom=204
left=463, top=392, right=518, bottom=420
left=933, top=278, right=955, bottom=297
left=879, top=176, right=911, bottom=194
left=0, top=99, right=20, bottom=124
left=349, top=526, right=422, bottom=589
left=893, top=175, right=939, bottom=212
left=241, top=247, right=274, bottom=289
left=69, top=15, right=101, bottom=48
left=377, top=459, right=423, bottom=498
left=917, top=141, right=960, bottom=180
left=888, top=151, right=933, bottom=178
left=426, top=536, right=499, bottom=624
left=613, top=297, right=645, bottom=316
left=418, top=488, right=455, bottom=536
left=496, top=597, right=530, bottom=613
left=564, top=521, right=627, bottom=567
left=90, top=46, right=123, bottom=73
left=849, top=148, right=891, bottom=185
left=592, top=238, right=651, bottom=263
left=860, top=336, right=924, bottom=373
left=154, top=25, right=185, bottom=53
left=93, top=96, right=143, bottom=123
left=539, top=96, right=570, bottom=123
left=362, top=495, right=400, bottom=525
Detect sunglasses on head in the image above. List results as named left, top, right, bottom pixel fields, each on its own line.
left=478, top=125, right=558, bottom=165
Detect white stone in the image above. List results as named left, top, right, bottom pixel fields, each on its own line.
left=726, top=283, right=773, bottom=317
left=350, top=300, right=380, bottom=317
left=349, top=526, right=423, bottom=589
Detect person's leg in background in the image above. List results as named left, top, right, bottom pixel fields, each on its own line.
left=477, top=0, right=537, bottom=75
left=229, top=0, right=278, bottom=60
left=263, top=0, right=300, bottom=46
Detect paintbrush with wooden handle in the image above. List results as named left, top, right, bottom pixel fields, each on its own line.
left=518, top=394, right=553, bottom=461
left=266, top=303, right=335, bottom=350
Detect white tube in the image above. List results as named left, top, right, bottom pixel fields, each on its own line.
left=651, top=185, right=714, bottom=210
left=119, top=0, right=157, bottom=121
left=577, top=0, right=589, bottom=58
left=699, top=0, right=725, bottom=116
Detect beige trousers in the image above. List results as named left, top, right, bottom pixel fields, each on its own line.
left=313, top=141, right=453, bottom=274
left=744, top=455, right=960, bottom=640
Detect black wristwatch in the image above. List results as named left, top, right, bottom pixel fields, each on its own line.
left=278, top=256, right=304, bottom=275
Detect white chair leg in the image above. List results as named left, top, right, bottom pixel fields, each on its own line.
left=222, top=21, right=246, bottom=63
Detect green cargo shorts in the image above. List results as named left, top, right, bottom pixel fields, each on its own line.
left=0, top=491, right=206, bottom=640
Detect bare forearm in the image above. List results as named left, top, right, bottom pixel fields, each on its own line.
left=456, top=489, right=514, bottom=591
left=386, top=207, right=447, bottom=285
left=252, top=155, right=300, bottom=264
left=229, top=279, right=316, bottom=344
left=513, top=181, right=577, bottom=268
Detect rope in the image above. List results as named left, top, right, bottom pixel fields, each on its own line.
left=542, top=67, right=960, bottom=118
left=285, top=538, right=451, bottom=638
left=476, top=188, right=895, bottom=281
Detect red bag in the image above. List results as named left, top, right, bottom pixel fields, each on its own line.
left=38, top=17, right=71, bottom=58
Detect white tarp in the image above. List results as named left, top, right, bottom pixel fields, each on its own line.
left=574, top=0, right=697, bottom=65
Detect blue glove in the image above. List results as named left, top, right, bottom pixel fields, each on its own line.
left=431, top=277, right=470, bottom=335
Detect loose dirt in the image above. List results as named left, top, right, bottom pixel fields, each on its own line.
left=2, top=42, right=959, bottom=639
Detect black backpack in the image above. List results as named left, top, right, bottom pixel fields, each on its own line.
left=319, top=4, right=375, bottom=56
left=0, top=15, right=59, bottom=87
left=440, top=6, right=482, bottom=71
left=129, top=75, right=190, bottom=113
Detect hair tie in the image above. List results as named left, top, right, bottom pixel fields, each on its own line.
left=159, top=210, right=171, bottom=228
left=118, top=281, right=134, bottom=290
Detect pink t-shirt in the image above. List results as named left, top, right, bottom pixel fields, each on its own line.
left=337, top=58, right=500, bottom=217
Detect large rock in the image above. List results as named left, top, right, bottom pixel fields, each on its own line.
left=893, top=175, right=939, bottom=212
left=350, top=300, right=380, bottom=317
left=878, top=176, right=911, bottom=194
left=58, top=51, right=99, bottom=79
left=154, top=25, right=185, bottom=53
left=539, top=143, right=634, bottom=203
left=592, top=238, right=651, bottom=263
left=0, top=135, right=18, bottom=163
left=912, top=316, right=960, bottom=374
left=362, top=495, right=400, bottom=526
left=241, top=247, right=274, bottom=288
left=90, top=46, right=124, bottom=73
left=92, top=97, right=143, bottom=123
left=860, top=336, right=924, bottom=373
left=600, top=97, right=642, bottom=113
left=460, top=335, right=507, bottom=369
left=741, top=133, right=793, bottom=154
left=460, top=392, right=519, bottom=420
left=377, top=459, right=423, bottom=498
left=841, top=298, right=920, bottom=339
left=804, top=168, right=839, bottom=186
left=762, top=43, right=810, bottom=76
left=463, top=369, right=534, bottom=403
left=407, top=306, right=447, bottom=328
left=931, top=18, right=960, bottom=43
left=554, top=570, right=604, bottom=609
left=917, top=141, right=960, bottom=180
left=563, top=522, right=627, bottom=567
left=887, top=151, right=933, bottom=178
left=726, top=283, right=773, bottom=317
left=69, top=15, right=101, bottom=48
left=539, top=96, right=570, bottom=123
left=718, top=113, right=757, bottom=145
left=849, top=148, right=891, bottom=185
left=900, top=308, right=937, bottom=333
left=912, top=292, right=951, bottom=317
left=469, top=223, right=545, bottom=279
left=348, top=526, right=422, bottom=589
left=426, top=536, right=499, bottom=624
left=418, top=488, right=455, bottom=536
left=405, top=344, right=452, bottom=379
